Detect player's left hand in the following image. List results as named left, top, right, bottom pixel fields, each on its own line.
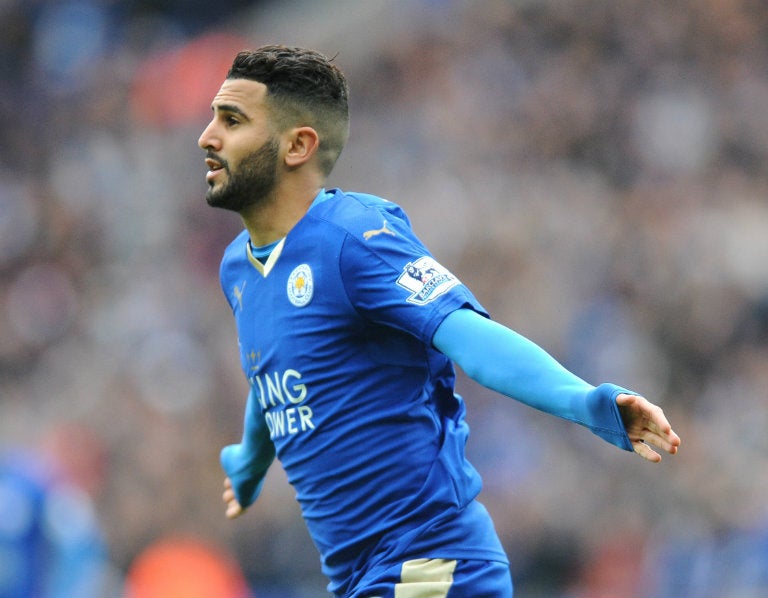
left=223, top=477, right=245, bottom=519
left=616, top=393, right=681, bottom=463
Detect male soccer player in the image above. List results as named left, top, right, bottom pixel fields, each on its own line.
left=198, top=45, right=680, bottom=598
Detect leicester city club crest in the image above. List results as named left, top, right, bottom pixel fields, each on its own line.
left=287, top=264, right=313, bottom=307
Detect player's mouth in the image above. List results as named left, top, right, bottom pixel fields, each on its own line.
left=205, top=156, right=227, bottom=183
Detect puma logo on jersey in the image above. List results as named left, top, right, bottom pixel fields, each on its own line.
left=363, top=219, right=396, bottom=240
left=233, top=281, right=246, bottom=310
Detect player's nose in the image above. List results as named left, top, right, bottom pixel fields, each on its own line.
left=198, top=121, right=220, bottom=151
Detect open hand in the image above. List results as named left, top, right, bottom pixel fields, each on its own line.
left=616, top=394, right=681, bottom=462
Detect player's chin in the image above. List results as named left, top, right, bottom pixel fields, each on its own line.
left=206, top=187, right=226, bottom=208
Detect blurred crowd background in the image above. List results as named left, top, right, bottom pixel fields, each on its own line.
left=1, top=0, right=768, bottom=596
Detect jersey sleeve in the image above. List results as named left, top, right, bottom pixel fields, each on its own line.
left=337, top=205, right=487, bottom=344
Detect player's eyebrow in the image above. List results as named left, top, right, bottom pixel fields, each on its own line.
left=212, top=103, right=249, bottom=119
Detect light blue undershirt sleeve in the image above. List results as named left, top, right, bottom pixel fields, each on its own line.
left=220, top=387, right=277, bottom=508
left=433, top=308, right=634, bottom=451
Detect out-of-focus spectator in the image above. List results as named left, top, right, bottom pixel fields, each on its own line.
left=124, top=536, right=251, bottom=598
left=0, top=426, right=117, bottom=597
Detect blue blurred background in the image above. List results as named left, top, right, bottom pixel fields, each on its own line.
left=1, top=1, right=768, bottom=596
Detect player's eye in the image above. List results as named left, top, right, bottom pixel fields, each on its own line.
left=226, top=116, right=240, bottom=126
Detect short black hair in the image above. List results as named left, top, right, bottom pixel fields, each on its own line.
left=227, top=45, right=349, bottom=176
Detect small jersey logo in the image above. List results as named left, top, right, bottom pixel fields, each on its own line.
left=233, top=281, right=246, bottom=311
left=397, top=256, right=459, bottom=305
left=245, top=348, right=261, bottom=375
left=363, top=219, right=396, bottom=240
left=287, top=264, right=313, bottom=307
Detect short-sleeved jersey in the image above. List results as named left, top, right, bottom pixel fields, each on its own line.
left=219, top=189, right=508, bottom=595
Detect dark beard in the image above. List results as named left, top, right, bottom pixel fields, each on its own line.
left=205, top=137, right=280, bottom=212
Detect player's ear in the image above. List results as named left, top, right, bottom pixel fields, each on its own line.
left=284, top=126, right=319, bottom=168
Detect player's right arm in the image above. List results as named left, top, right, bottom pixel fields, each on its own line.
left=220, top=387, right=276, bottom=518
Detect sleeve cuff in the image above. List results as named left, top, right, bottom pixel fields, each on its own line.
left=220, top=444, right=267, bottom=509
left=584, top=383, right=634, bottom=451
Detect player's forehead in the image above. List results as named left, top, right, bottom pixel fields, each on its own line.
left=210, top=78, right=268, bottom=115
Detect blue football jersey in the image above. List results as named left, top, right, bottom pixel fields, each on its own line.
left=219, top=189, right=508, bottom=594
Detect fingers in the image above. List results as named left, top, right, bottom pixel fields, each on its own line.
left=616, top=393, right=681, bottom=462
left=225, top=501, right=244, bottom=519
left=223, top=477, right=244, bottom=519
left=631, top=439, right=663, bottom=463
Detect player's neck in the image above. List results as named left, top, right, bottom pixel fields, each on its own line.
left=239, top=180, right=323, bottom=247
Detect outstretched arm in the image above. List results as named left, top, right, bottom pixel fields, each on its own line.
left=220, top=387, right=276, bottom=518
left=616, top=393, right=679, bottom=462
left=433, top=308, right=680, bottom=461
